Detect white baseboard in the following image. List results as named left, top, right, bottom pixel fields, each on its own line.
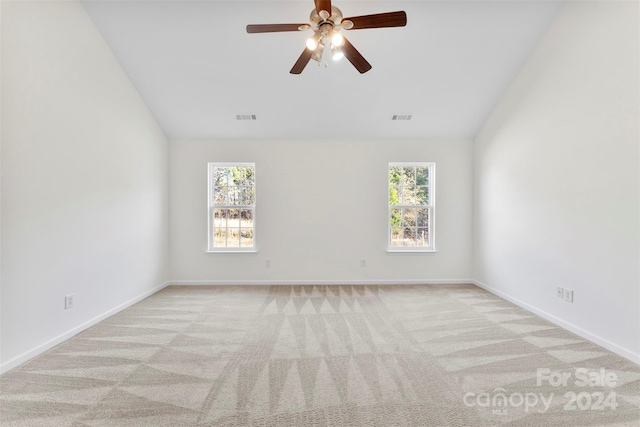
left=169, top=279, right=474, bottom=286
left=472, top=279, right=640, bottom=365
left=0, top=281, right=171, bottom=374
left=6, top=278, right=632, bottom=374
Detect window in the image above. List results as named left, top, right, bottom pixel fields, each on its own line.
left=208, top=163, right=255, bottom=252
left=388, top=162, right=435, bottom=251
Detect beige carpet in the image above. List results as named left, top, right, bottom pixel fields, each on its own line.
left=0, top=284, right=638, bottom=426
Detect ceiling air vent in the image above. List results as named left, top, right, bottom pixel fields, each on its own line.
left=236, top=114, right=257, bottom=121
left=392, top=114, right=412, bottom=121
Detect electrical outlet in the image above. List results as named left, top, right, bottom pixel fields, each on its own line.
left=65, top=294, right=74, bottom=310
left=360, top=260, right=366, bottom=267
left=265, top=260, right=271, bottom=268
left=564, top=289, right=574, bottom=303
left=557, top=287, right=564, bottom=298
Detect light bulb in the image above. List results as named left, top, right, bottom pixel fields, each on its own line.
left=331, top=33, right=344, bottom=47
left=306, top=37, right=318, bottom=51
left=331, top=46, right=344, bottom=61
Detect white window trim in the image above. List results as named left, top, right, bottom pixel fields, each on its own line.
left=387, top=162, right=436, bottom=253
left=207, top=162, right=257, bottom=253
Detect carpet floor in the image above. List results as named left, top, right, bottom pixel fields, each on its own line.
left=0, top=284, right=638, bottom=426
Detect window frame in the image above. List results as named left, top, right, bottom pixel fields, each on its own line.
left=207, top=162, right=256, bottom=253
left=387, top=162, right=436, bottom=253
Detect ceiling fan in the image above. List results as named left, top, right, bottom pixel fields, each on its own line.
left=246, top=0, right=407, bottom=74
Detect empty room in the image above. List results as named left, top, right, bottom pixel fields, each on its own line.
left=1, top=0, right=638, bottom=425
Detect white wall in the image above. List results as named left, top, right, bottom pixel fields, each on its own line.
left=473, top=0, right=639, bottom=361
left=170, top=139, right=472, bottom=283
left=0, top=0, right=169, bottom=371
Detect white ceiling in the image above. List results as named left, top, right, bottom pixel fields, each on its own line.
left=81, top=0, right=564, bottom=140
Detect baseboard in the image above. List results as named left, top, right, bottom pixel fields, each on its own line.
left=9, top=278, right=633, bottom=373
left=472, top=279, right=640, bottom=365
left=0, top=281, right=171, bottom=375
left=170, top=279, right=474, bottom=286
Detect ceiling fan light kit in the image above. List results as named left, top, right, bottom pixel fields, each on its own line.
left=246, top=0, right=406, bottom=74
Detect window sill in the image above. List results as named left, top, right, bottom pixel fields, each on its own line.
left=387, top=248, right=438, bottom=253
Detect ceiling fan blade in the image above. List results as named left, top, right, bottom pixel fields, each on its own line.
left=314, top=0, right=332, bottom=16
left=343, top=11, right=407, bottom=30
left=342, top=37, right=372, bottom=74
left=246, top=24, right=307, bottom=33
left=290, top=48, right=314, bottom=74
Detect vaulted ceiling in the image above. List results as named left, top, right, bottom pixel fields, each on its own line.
left=82, top=0, right=564, bottom=140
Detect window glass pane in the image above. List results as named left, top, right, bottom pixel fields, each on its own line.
left=230, top=167, right=242, bottom=186
left=416, top=208, right=429, bottom=227
left=402, top=208, right=417, bottom=227
left=227, top=208, right=239, bottom=227
left=417, top=227, right=429, bottom=247
left=214, top=228, right=227, bottom=247
left=242, top=187, right=255, bottom=205
left=390, top=208, right=401, bottom=229
left=214, top=209, right=227, bottom=228
left=240, top=209, right=253, bottom=226
left=243, top=166, right=255, bottom=187
left=214, top=167, right=228, bottom=186
left=228, top=187, right=242, bottom=206
left=389, top=186, right=400, bottom=205
left=227, top=228, right=240, bottom=247
left=416, top=186, right=429, bottom=205
left=214, top=186, right=228, bottom=205
left=390, top=227, right=402, bottom=246
left=389, top=167, right=402, bottom=186
left=401, top=167, right=415, bottom=186
left=240, top=228, right=253, bottom=247
left=227, top=167, right=240, bottom=187
left=403, top=227, right=416, bottom=246
left=416, top=166, right=429, bottom=186
left=401, top=186, right=412, bottom=205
